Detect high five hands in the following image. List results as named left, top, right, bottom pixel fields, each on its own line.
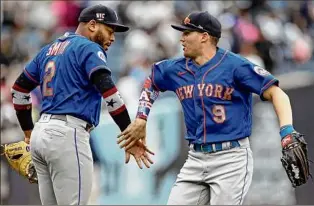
left=118, top=118, right=154, bottom=169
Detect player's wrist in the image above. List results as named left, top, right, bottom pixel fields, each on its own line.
left=280, top=124, right=294, bottom=140
left=136, top=115, right=147, bottom=121
left=24, top=130, right=32, bottom=138
left=136, top=114, right=147, bottom=121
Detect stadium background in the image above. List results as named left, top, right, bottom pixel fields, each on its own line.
left=1, top=0, right=314, bottom=204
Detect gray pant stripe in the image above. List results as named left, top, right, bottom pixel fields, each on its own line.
left=239, top=148, right=249, bottom=205
left=74, top=128, right=81, bottom=205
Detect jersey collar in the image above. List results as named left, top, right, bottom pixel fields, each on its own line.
left=187, top=47, right=225, bottom=71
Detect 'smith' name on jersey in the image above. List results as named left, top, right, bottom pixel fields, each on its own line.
left=46, top=41, right=71, bottom=56
left=176, top=83, right=234, bottom=101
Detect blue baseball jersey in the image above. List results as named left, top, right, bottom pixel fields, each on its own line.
left=23, top=32, right=110, bottom=126
left=151, top=47, right=279, bottom=144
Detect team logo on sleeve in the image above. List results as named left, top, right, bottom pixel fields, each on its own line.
left=254, top=66, right=270, bottom=76
left=97, top=51, right=106, bottom=63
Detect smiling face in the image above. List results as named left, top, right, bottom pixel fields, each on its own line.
left=87, top=20, right=115, bottom=50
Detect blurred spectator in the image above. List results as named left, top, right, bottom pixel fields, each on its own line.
left=51, top=0, right=82, bottom=32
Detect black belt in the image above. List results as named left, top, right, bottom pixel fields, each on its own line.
left=50, top=114, right=94, bottom=132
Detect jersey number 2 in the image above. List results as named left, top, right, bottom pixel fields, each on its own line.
left=212, top=105, right=226, bottom=123
left=43, top=61, right=56, bottom=96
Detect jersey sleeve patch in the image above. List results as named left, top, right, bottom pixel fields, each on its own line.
left=80, top=42, right=110, bottom=80
left=253, top=66, right=271, bottom=76
left=97, top=51, right=107, bottom=63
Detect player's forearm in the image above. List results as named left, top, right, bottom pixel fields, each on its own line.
left=109, top=109, right=131, bottom=132
left=11, top=73, right=38, bottom=132
left=136, top=76, right=160, bottom=121
left=91, top=70, right=131, bottom=131
left=265, top=86, right=293, bottom=127
left=24, top=130, right=33, bottom=139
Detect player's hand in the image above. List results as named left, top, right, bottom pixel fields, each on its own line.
left=24, top=137, right=30, bottom=144
left=24, top=130, right=32, bottom=144
left=125, top=140, right=154, bottom=169
left=117, top=118, right=147, bottom=150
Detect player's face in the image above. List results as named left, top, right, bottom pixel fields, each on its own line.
left=93, top=23, right=115, bottom=51
left=180, top=31, right=202, bottom=58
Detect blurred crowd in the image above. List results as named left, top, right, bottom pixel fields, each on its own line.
left=1, top=0, right=314, bottom=203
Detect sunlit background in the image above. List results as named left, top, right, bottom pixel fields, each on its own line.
left=1, top=0, right=314, bottom=205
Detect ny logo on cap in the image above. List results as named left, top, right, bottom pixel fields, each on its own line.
left=96, top=13, right=105, bottom=20
left=184, top=16, right=190, bottom=25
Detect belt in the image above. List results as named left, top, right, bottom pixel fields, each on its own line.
left=50, top=114, right=94, bottom=133
left=192, top=140, right=241, bottom=153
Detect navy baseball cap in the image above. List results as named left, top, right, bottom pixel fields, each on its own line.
left=171, top=11, right=221, bottom=38
left=78, top=4, right=129, bottom=32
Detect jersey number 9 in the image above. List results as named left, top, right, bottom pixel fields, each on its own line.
left=212, top=105, right=226, bottom=123
left=43, top=61, right=56, bottom=96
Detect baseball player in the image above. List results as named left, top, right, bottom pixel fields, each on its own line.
left=117, top=11, right=310, bottom=204
left=10, top=4, right=153, bottom=205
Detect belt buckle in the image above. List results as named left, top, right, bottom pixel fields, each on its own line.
left=201, top=143, right=217, bottom=153
left=200, top=144, right=210, bottom=153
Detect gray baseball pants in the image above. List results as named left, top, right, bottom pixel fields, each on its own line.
left=30, top=114, right=93, bottom=205
left=167, top=137, right=253, bottom=205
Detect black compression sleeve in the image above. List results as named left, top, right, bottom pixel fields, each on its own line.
left=91, top=70, right=131, bottom=132
left=90, top=70, right=115, bottom=93
left=15, top=72, right=38, bottom=91
left=12, top=72, right=38, bottom=131
left=16, top=110, right=34, bottom=131
left=112, top=110, right=131, bottom=131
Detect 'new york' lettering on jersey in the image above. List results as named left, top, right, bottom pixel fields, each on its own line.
left=150, top=47, right=279, bottom=144
left=23, top=32, right=111, bottom=126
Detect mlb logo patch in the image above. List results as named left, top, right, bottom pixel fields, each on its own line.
left=97, top=51, right=106, bottom=63
left=254, top=66, right=270, bottom=76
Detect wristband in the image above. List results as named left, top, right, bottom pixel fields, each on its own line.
left=280, top=124, right=294, bottom=140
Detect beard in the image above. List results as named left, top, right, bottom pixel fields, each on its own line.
left=93, top=30, right=106, bottom=48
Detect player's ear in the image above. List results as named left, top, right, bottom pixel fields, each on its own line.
left=201, top=32, right=209, bottom=43
left=87, top=20, right=98, bottom=32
